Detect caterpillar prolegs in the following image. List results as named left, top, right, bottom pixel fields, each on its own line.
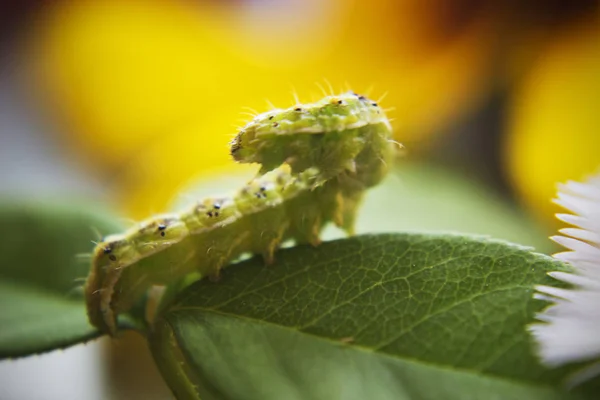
left=85, top=91, right=396, bottom=335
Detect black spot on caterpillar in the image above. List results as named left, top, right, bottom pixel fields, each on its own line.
left=85, top=91, right=397, bottom=335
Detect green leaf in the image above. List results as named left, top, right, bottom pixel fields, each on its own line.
left=150, top=233, right=596, bottom=400
left=0, top=201, right=126, bottom=358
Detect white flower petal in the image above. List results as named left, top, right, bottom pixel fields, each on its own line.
left=554, top=193, right=598, bottom=216
left=548, top=260, right=600, bottom=277
left=548, top=271, right=590, bottom=286
left=551, top=236, right=600, bottom=256
left=558, top=228, right=600, bottom=246
left=548, top=271, right=600, bottom=290
left=558, top=181, right=600, bottom=201
left=533, top=293, right=558, bottom=302
left=557, top=213, right=599, bottom=233
left=534, top=285, right=577, bottom=301
left=553, top=250, right=599, bottom=265
left=530, top=169, right=600, bottom=378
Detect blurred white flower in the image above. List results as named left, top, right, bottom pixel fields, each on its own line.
left=529, top=171, right=600, bottom=385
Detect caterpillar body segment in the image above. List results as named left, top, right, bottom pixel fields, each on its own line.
left=232, top=92, right=393, bottom=185
left=85, top=91, right=396, bottom=335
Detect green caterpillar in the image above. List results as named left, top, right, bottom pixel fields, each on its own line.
left=85, top=91, right=396, bottom=335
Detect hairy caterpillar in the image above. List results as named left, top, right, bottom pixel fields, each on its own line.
left=85, top=92, right=396, bottom=335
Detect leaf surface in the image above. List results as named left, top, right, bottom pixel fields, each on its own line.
left=151, top=233, right=596, bottom=400
left=0, top=202, right=126, bottom=358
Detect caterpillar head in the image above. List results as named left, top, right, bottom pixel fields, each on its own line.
left=230, top=92, right=389, bottom=175
left=95, top=235, right=138, bottom=267
left=131, top=215, right=189, bottom=255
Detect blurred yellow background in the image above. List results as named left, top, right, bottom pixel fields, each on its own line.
left=17, top=0, right=595, bottom=228
left=26, top=0, right=499, bottom=217
left=1, top=0, right=590, bottom=228
left=506, top=19, right=600, bottom=225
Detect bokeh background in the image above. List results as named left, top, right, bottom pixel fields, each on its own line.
left=0, top=1, right=598, bottom=399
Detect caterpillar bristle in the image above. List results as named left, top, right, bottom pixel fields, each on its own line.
left=388, top=139, right=404, bottom=149
left=66, top=285, right=85, bottom=298
left=74, top=253, right=93, bottom=262
left=292, top=91, right=301, bottom=106
left=377, top=91, right=389, bottom=104
left=264, top=98, right=276, bottom=110
left=315, top=82, right=329, bottom=98
left=240, top=111, right=258, bottom=119
left=241, top=106, right=259, bottom=115
left=117, top=217, right=139, bottom=228
left=89, top=226, right=104, bottom=242
left=323, top=78, right=335, bottom=96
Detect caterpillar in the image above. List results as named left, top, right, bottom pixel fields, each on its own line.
left=85, top=91, right=396, bottom=335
